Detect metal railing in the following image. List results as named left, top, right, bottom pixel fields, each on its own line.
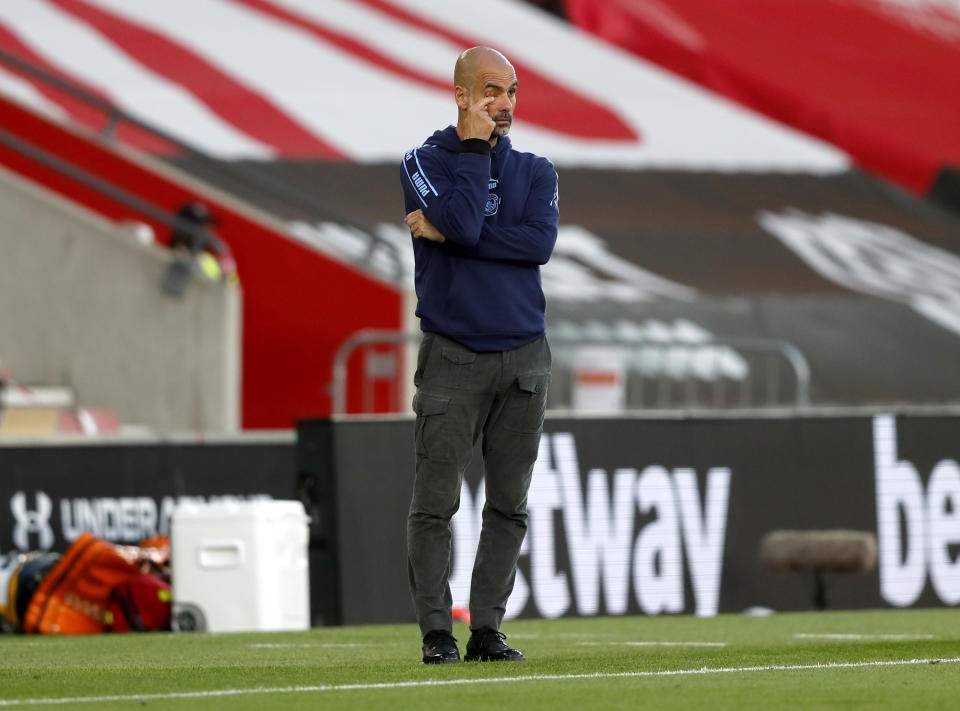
left=330, top=330, right=416, bottom=415
left=549, top=334, right=810, bottom=411
left=329, top=329, right=812, bottom=415
left=0, top=47, right=403, bottom=281
left=0, top=126, right=225, bottom=255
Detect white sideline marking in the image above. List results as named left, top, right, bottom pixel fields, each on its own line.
left=249, top=643, right=370, bottom=649
left=577, top=641, right=727, bottom=647
left=511, top=633, right=613, bottom=640
left=796, top=634, right=935, bottom=641
left=1, top=657, right=956, bottom=707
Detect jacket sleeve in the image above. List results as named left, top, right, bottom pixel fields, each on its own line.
left=401, top=145, right=489, bottom=247
left=446, top=162, right=558, bottom=266
left=469, top=164, right=558, bottom=265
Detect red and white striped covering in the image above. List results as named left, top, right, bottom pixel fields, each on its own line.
left=0, top=0, right=848, bottom=171
left=564, top=0, right=960, bottom=193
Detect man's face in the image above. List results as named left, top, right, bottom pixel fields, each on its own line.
left=472, top=64, right=517, bottom=138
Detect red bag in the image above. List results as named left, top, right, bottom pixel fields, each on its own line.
left=23, top=533, right=170, bottom=634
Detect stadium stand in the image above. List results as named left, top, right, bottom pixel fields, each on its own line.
left=216, top=160, right=960, bottom=410
left=0, top=55, right=403, bottom=428
left=563, top=0, right=960, bottom=195
left=1, top=0, right=958, bottom=420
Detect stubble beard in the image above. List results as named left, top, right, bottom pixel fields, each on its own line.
left=492, top=114, right=512, bottom=138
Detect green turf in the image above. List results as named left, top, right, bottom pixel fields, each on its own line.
left=0, top=609, right=957, bottom=710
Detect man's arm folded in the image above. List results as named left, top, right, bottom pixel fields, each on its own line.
left=445, top=165, right=558, bottom=266
left=402, top=147, right=489, bottom=246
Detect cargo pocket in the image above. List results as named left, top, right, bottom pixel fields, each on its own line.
left=440, top=347, right=477, bottom=389
left=413, top=392, right=452, bottom=459
left=502, top=372, right=550, bottom=434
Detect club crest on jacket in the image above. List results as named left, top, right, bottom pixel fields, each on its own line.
left=485, top=193, right=500, bottom=216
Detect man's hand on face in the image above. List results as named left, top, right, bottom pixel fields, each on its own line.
left=405, top=210, right=446, bottom=243
left=458, top=96, right=496, bottom=142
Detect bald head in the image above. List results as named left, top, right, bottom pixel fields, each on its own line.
left=453, top=47, right=518, bottom=143
left=454, top=46, right=514, bottom=87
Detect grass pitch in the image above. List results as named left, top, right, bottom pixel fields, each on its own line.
left=0, top=608, right=957, bottom=710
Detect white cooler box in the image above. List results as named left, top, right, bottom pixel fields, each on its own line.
left=171, top=500, right=310, bottom=632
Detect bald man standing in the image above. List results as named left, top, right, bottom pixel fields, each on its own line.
left=401, top=47, right=558, bottom=664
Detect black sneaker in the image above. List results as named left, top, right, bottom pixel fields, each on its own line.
left=422, top=630, right=460, bottom=664
left=464, top=627, right=526, bottom=662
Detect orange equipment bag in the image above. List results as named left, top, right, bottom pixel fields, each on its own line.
left=22, top=532, right=169, bottom=635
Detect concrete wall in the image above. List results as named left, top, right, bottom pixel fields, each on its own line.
left=0, top=165, right=240, bottom=432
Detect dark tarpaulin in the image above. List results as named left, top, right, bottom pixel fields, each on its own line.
left=170, top=157, right=960, bottom=406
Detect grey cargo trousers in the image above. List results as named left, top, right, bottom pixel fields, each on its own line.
left=408, top=331, right=551, bottom=635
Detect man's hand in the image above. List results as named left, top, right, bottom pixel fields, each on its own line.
left=457, top=96, right=496, bottom=141
left=405, top=210, right=446, bottom=243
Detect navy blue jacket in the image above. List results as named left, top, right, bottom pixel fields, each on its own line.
left=401, top=126, right=559, bottom=352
